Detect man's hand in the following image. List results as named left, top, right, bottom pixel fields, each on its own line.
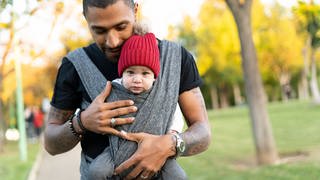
left=80, top=81, right=137, bottom=135
left=114, top=132, right=176, bottom=180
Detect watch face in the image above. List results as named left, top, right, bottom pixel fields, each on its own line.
left=179, top=141, right=185, bottom=153
left=174, top=133, right=185, bottom=156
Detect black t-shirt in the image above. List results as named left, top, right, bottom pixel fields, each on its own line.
left=51, top=41, right=203, bottom=159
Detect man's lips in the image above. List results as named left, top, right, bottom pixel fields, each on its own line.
left=109, top=48, right=121, bottom=53
left=106, top=49, right=120, bottom=54
left=103, top=47, right=121, bottom=54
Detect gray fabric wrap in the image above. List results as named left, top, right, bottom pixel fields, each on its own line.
left=67, top=41, right=186, bottom=180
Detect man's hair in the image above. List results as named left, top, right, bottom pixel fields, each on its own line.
left=83, top=0, right=135, bottom=17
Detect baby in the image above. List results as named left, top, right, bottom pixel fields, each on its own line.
left=87, top=33, right=186, bottom=180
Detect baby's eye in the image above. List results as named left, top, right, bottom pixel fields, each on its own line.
left=142, top=72, right=151, bottom=75
left=126, top=70, right=135, bottom=74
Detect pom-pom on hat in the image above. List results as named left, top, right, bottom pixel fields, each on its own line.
left=118, top=33, right=160, bottom=78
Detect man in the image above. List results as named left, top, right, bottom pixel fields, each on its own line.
left=44, top=0, right=211, bottom=179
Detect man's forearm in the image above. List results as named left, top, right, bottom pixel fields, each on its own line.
left=180, top=120, right=211, bottom=156
left=178, top=87, right=212, bottom=156
left=44, top=122, right=80, bottom=155
left=44, top=107, right=80, bottom=155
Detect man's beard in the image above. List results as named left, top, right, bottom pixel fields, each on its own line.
left=106, top=53, right=120, bottom=63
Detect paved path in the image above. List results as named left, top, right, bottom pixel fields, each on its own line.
left=29, top=143, right=81, bottom=180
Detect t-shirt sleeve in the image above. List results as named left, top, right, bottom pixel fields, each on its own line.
left=50, top=57, right=82, bottom=110
left=179, top=46, right=203, bottom=94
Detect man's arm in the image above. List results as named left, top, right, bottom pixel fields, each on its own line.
left=179, top=87, right=211, bottom=156
left=114, top=87, right=211, bottom=179
left=44, top=107, right=79, bottom=155
left=44, top=82, right=137, bottom=155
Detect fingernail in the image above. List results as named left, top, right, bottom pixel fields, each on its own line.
left=129, top=100, right=134, bottom=105
left=121, top=130, right=127, bottom=135
left=130, top=117, right=135, bottom=121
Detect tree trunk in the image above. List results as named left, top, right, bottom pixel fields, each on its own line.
left=225, top=0, right=278, bottom=165
left=219, top=88, right=229, bottom=109
left=309, top=49, right=320, bottom=103
left=0, top=77, right=4, bottom=152
left=299, top=47, right=310, bottom=100
left=233, top=83, right=243, bottom=105
left=209, top=86, right=219, bottom=110
left=279, top=72, right=291, bottom=102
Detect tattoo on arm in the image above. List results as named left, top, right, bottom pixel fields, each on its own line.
left=181, top=122, right=210, bottom=156
left=46, top=107, right=79, bottom=154
left=48, top=106, right=74, bottom=123
left=191, top=88, right=207, bottom=120
left=180, top=87, right=211, bottom=156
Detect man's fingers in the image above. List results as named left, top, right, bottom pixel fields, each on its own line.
left=123, top=163, right=144, bottom=180
left=114, top=155, right=137, bottom=176
left=105, top=99, right=135, bottom=110
left=95, top=117, right=135, bottom=128
left=119, top=131, right=144, bottom=143
left=107, top=106, right=137, bottom=117
left=101, top=127, right=120, bottom=136
left=112, top=117, right=135, bottom=126
left=138, top=171, right=153, bottom=180
left=96, top=81, right=112, bottom=102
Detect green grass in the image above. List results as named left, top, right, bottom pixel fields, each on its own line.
left=179, top=100, right=320, bottom=180
left=0, top=140, right=40, bottom=180
left=1, top=101, right=319, bottom=180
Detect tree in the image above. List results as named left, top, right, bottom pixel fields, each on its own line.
left=225, top=0, right=278, bottom=165
left=194, top=0, right=244, bottom=109
left=257, top=3, right=303, bottom=102
left=294, top=1, right=320, bottom=103
left=0, top=0, right=85, bottom=150
left=206, top=1, right=242, bottom=108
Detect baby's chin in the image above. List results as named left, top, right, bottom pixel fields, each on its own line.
left=131, top=90, right=144, bottom=94
left=129, top=88, right=144, bottom=94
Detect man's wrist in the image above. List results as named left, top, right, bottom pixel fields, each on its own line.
left=68, top=114, right=83, bottom=139
left=72, top=116, right=85, bottom=134
left=76, top=109, right=88, bottom=132
left=164, top=134, right=176, bottom=158
left=70, top=109, right=86, bottom=136
left=170, top=132, right=186, bottom=158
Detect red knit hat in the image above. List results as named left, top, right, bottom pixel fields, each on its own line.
left=118, top=33, right=160, bottom=78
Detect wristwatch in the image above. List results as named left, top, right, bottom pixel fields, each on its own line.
left=172, top=132, right=185, bottom=157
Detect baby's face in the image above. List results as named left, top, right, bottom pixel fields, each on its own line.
left=122, top=65, right=155, bottom=94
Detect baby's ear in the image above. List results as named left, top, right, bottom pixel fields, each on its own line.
left=133, top=21, right=149, bottom=35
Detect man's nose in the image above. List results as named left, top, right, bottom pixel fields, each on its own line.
left=105, top=31, right=120, bottom=49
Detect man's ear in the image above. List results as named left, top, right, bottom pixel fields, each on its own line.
left=134, top=3, right=139, bottom=19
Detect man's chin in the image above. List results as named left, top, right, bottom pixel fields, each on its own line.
left=106, top=54, right=119, bottom=63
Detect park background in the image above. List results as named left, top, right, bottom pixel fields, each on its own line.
left=0, top=0, right=320, bottom=179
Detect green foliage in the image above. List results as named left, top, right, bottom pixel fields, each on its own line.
left=174, top=0, right=311, bottom=105
left=177, top=0, right=244, bottom=107
left=256, top=2, right=304, bottom=100
left=179, top=100, right=320, bottom=179
left=294, top=1, right=320, bottom=49
left=0, top=0, right=89, bottom=148
left=0, top=0, right=12, bottom=11
left=197, top=0, right=241, bottom=80
left=176, top=15, right=198, bottom=54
